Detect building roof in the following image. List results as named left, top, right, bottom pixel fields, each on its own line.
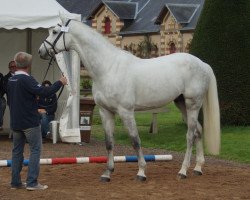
left=166, top=3, right=199, bottom=24
left=57, top=0, right=204, bottom=35
left=104, top=1, right=138, bottom=19
left=119, top=0, right=163, bottom=35
left=120, top=0, right=204, bottom=35
left=56, top=0, right=101, bottom=24
left=130, top=0, right=151, bottom=12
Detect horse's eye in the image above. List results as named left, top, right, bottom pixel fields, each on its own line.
left=52, top=30, right=57, bottom=34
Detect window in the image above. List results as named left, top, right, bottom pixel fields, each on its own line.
left=169, top=42, right=176, bottom=54
left=104, top=17, right=111, bottom=34
left=168, top=17, right=175, bottom=30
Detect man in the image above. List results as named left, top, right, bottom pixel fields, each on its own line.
left=7, top=52, right=67, bottom=190
left=38, top=80, right=58, bottom=142
left=4, top=61, right=17, bottom=91
left=2, top=61, right=17, bottom=134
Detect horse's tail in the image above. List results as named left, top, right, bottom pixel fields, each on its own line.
left=202, top=68, right=220, bottom=155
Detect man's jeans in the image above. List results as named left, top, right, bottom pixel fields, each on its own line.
left=40, top=113, right=54, bottom=138
left=11, top=126, right=42, bottom=187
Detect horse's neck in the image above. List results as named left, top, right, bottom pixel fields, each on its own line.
left=70, top=22, right=124, bottom=80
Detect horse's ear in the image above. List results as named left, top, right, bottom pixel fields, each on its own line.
left=59, top=12, right=67, bottom=24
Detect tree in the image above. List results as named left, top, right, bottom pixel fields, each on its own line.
left=137, top=36, right=158, bottom=58
left=190, top=0, right=250, bottom=125
left=124, top=36, right=158, bottom=58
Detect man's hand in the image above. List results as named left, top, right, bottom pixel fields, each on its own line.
left=38, top=109, right=46, bottom=113
left=59, top=76, right=67, bottom=85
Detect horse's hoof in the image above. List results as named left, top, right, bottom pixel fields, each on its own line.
left=177, top=173, right=187, bottom=180
left=136, top=175, right=147, bottom=182
left=100, top=176, right=110, bottom=182
left=193, top=170, right=203, bottom=176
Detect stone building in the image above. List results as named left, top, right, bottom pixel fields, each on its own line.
left=58, top=0, right=204, bottom=58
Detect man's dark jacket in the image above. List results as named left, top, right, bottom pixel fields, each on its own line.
left=7, top=72, right=62, bottom=130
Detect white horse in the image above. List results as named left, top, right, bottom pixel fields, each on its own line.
left=39, top=14, right=220, bottom=182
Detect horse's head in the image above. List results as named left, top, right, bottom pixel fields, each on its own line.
left=38, top=13, right=72, bottom=60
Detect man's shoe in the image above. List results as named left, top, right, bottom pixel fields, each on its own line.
left=26, top=183, right=48, bottom=191
left=11, top=182, right=26, bottom=189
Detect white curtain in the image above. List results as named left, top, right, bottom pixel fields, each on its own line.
left=55, top=50, right=81, bottom=143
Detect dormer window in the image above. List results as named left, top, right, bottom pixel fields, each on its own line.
left=104, top=17, right=111, bottom=34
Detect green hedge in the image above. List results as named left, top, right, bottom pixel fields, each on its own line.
left=190, top=0, right=250, bottom=125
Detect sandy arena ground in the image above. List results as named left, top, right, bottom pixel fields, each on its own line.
left=0, top=135, right=249, bottom=200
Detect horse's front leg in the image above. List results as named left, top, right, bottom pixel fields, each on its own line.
left=118, top=108, right=146, bottom=181
left=99, top=107, right=115, bottom=182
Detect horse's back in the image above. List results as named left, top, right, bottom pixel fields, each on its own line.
left=133, top=53, right=208, bottom=72
left=128, top=53, right=212, bottom=107
left=131, top=53, right=210, bottom=86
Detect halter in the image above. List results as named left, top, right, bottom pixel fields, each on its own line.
left=43, top=19, right=71, bottom=57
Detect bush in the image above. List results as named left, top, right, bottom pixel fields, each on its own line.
left=190, top=0, right=250, bottom=125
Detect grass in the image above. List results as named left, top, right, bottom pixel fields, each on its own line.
left=220, top=126, right=250, bottom=163
left=91, top=103, right=250, bottom=164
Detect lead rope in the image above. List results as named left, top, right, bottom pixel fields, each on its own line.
left=42, top=57, right=64, bottom=101
left=42, top=57, right=54, bottom=82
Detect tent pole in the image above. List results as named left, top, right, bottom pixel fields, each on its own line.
left=26, top=28, right=32, bottom=75
left=26, top=28, right=32, bottom=54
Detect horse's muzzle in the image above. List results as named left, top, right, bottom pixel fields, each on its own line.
left=38, top=47, right=51, bottom=60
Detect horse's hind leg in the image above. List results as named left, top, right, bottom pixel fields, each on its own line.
left=99, top=108, right=115, bottom=182
left=193, top=122, right=205, bottom=176
left=118, top=108, right=147, bottom=181
left=174, top=96, right=205, bottom=176
left=178, top=98, right=202, bottom=179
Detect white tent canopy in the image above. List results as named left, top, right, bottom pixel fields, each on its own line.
left=0, top=0, right=81, bottom=143
left=0, top=0, right=76, bottom=29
